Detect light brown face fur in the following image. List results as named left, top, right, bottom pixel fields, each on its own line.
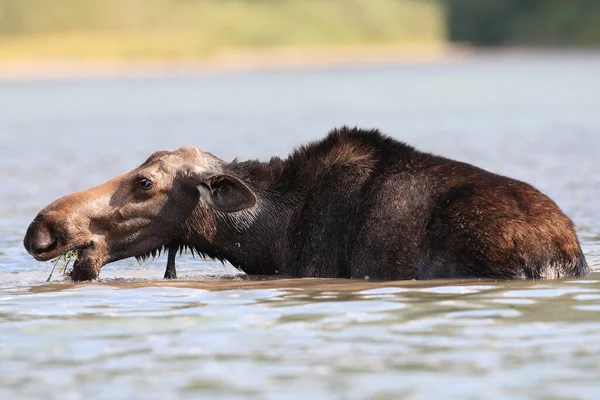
left=23, top=145, right=256, bottom=280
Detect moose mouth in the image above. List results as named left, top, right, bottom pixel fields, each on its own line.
left=68, top=243, right=185, bottom=281
left=43, top=242, right=101, bottom=281
left=33, top=242, right=86, bottom=262
left=35, top=236, right=189, bottom=281
left=69, top=244, right=100, bottom=280
left=47, top=242, right=185, bottom=281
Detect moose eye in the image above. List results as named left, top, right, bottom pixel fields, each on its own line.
left=136, top=178, right=153, bottom=191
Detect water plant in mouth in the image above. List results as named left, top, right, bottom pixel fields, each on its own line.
left=46, top=250, right=79, bottom=282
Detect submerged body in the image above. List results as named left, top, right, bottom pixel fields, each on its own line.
left=24, top=127, right=588, bottom=281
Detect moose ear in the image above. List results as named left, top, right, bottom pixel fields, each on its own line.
left=184, top=168, right=256, bottom=213
left=199, top=174, right=256, bottom=213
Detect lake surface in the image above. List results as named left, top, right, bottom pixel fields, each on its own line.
left=1, top=53, right=600, bottom=399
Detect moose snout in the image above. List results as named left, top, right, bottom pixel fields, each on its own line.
left=24, top=215, right=59, bottom=259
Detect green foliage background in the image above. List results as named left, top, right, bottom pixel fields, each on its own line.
left=446, top=0, right=600, bottom=47
left=0, top=0, right=442, bottom=59
left=0, top=0, right=598, bottom=60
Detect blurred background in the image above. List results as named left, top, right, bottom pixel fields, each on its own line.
left=1, top=1, right=600, bottom=400
left=0, top=0, right=599, bottom=75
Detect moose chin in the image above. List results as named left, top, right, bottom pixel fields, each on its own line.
left=24, top=126, right=588, bottom=282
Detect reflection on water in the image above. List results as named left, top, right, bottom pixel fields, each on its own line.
left=1, top=53, right=600, bottom=399
left=2, top=275, right=600, bottom=400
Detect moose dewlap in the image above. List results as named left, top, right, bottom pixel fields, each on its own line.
left=24, top=127, right=588, bottom=281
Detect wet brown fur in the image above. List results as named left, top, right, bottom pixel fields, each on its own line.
left=24, top=127, right=588, bottom=281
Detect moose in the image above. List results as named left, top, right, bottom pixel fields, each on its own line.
left=24, top=127, right=588, bottom=281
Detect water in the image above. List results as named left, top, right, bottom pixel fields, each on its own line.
left=1, top=53, right=600, bottom=399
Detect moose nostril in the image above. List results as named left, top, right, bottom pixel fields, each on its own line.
left=29, top=224, right=57, bottom=255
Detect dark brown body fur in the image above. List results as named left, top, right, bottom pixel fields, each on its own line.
left=190, top=127, right=587, bottom=280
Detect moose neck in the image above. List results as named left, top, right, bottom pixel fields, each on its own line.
left=188, top=157, right=303, bottom=276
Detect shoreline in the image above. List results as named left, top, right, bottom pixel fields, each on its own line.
left=1, top=45, right=598, bottom=82
left=0, top=45, right=467, bottom=82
